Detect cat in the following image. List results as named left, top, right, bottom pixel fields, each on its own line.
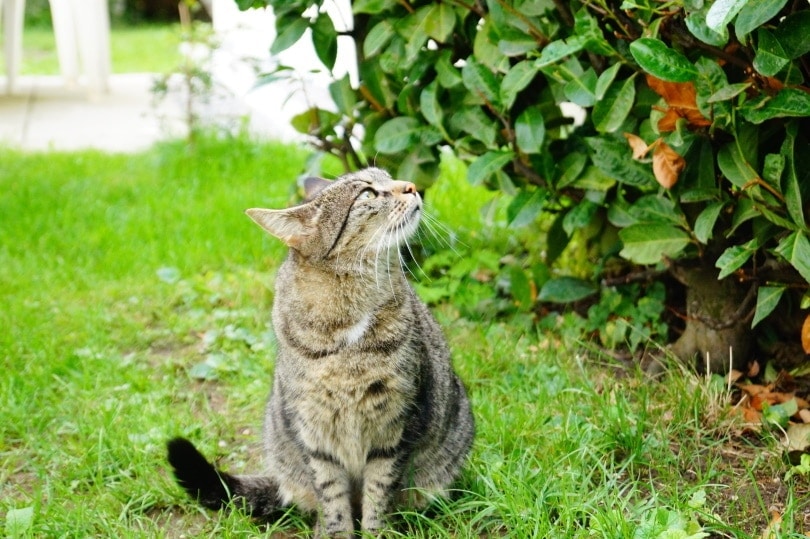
left=167, top=167, right=475, bottom=537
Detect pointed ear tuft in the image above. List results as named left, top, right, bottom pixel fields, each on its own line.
left=303, top=177, right=332, bottom=201
left=245, top=207, right=311, bottom=247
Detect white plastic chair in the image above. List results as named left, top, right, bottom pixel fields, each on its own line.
left=1, top=0, right=110, bottom=95
left=1, top=0, right=25, bottom=93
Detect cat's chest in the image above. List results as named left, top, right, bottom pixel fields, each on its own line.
left=295, top=361, right=415, bottom=475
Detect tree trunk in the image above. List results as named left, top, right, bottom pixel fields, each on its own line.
left=668, top=263, right=755, bottom=373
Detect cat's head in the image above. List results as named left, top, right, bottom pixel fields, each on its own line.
left=246, top=168, right=422, bottom=265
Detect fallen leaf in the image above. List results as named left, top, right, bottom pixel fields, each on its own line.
left=799, top=409, right=810, bottom=423
left=761, top=511, right=781, bottom=539
left=802, top=314, right=810, bottom=354
left=786, top=423, right=810, bottom=453
left=748, top=360, right=760, bottom=378
left=646, top=75, right=711, bottom=132
left=623, top=132, right=651, bottom=159
left=728, top=369, right=744, bottom=384
left=652, top=140, right=685, bottom=189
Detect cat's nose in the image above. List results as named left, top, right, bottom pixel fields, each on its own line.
left=400, top=182, right=417, bottom=195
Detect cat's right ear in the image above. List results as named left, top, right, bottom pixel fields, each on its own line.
left=245, top=207, right=314, bottom=248
left=303, top=177, right=331, bottom=201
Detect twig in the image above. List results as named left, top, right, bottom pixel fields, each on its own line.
left=601, top=268, right=669, bottom=286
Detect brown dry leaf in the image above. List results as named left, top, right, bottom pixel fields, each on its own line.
left=646, top=74, right=711, bottom=132
left=802, top=314, right=810, bottom=354
left=761, top=510, right=782, bottom=539
left=623, top=133, right=651, bottom=159
left=739, top=383, right=770, bottom=397
left=652, top=141, right=685, bottom=189
left=800, top=409, right=810, bottom=423
left=728, top=369, right=745, bottom=384
left=748, top=360, right=761, bottom=378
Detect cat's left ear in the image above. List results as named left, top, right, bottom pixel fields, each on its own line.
left=245, top=206, right=315, bottom=248
left=303, top=177, right=331, bottom=201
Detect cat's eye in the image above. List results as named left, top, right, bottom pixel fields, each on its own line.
left=357, top=188, right=378, bottom=201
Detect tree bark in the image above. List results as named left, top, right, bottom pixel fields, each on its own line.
left=668, top=263, right=754, bottom=373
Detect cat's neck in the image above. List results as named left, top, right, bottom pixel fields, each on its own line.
left=283, top=250, right=409, bottom=311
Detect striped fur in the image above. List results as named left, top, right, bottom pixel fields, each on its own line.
left=167, top=168, right=474, bottom=537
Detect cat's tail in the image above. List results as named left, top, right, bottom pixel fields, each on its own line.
left=166, top=437, right=281, bottom=518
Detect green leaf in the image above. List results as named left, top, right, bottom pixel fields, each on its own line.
left=570, top=165, right=617, bottom=191
left=740, top=89, right=810, bottom=124
left=328, top=75, right=356, bottom=116
left=685, top=9, right=728, bottom=47
left=762, top=398, right=798, bottom=428
left=538, top=277, right=598, bottom=303
left=515, top=107, right=546, bottom=154
left=424, top=3, right=456, bottom=43
left=435, top=50, right=462, bottom=88
left=353, top=0, right=397, bottom=14
left=585, top=137, right=655, bottom=187
left=752, top=286, right=786, bottom=328
left=629, top=38, right=698, bottom=82
left=775, top=232, right=810, bottom=283
left=706, top=0, right=747, bottom=33
left=501, top=60, right=539, bottom=109
left=359, top=59, right=396, bottom=109
left=312, top=15, right=338, bottom=70
left=774, top=11, right=810, bottom=59
left=509, top=266, right=534, bottom=310
left=592, top=75, right=636, bottom=133
left=558, top=68, right=595, bottom=108
left=363, top=20, right=395, bottom=57
left=619, top=224, right=691, bottom=264
left=707, top=82, right=751, bottom=103
left=595, top=63, right=621, bottom=100
left=271, top=16, right=309, bottom=55
left=715, top=238, right=758, bottom=279
left=717, top=142, right=758, bottom=188
left=752, top=28, right=789, bottom=77
left=628, top=195, right=683, bottom=225
left=735, top=0, right=788, bottom=39
left=694, top=201, right=726, bottom=244
left=290, top=107, right=340, bottom=134
left=4, top=506, right=34, bottom=537
left=763, top=153, right=785, bottom=186
left=462, top=57, right=501, bottom=105
left=563, top=200, right=599, bottom=236
left=473, top=19, right=509, bottom=73
left=546, top=212, right=570, bottom=265
left=781, top=122, right=805, bottom=230
left=419, top=81, right=442, bottom=127
left=449, top=108, right=498, bottom=147
left=507, top=188, right=548, bottom=227
left=535, top=37, right=585, bottom=68
left=374, top=117, right=421, bottom=154
left=555, top=152, right=588, bottom=189
left=468, top=151, right=515, bottom=186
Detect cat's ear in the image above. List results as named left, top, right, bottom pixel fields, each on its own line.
left=303, top=177, right=331, bottom=200
left=245, top=207, right=314, bottom=247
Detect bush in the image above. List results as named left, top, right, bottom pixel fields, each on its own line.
left=239, top=0, right=810, bottom=370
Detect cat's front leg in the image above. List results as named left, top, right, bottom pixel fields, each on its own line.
left=309, top=454, right=354, bottom=538
left=360, top=453, right=401, bottom=533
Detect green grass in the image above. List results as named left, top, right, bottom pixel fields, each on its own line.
left=0, top=24, right=181, bottom=75
left=1, top=137, right=809, bottom=537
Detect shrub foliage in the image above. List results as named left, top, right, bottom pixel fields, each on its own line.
left=238, top=0, right=810, bottom=359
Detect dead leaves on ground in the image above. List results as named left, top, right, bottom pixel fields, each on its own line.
left=729, top=363, right=810, bottom=460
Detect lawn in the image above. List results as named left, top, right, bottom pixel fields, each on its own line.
left=1, top=137, right=809, bottom=537
left=0, top=24, right=181, bottom=75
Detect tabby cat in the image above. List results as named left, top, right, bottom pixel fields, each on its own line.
left=167, top=167, right=474, bottom=537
